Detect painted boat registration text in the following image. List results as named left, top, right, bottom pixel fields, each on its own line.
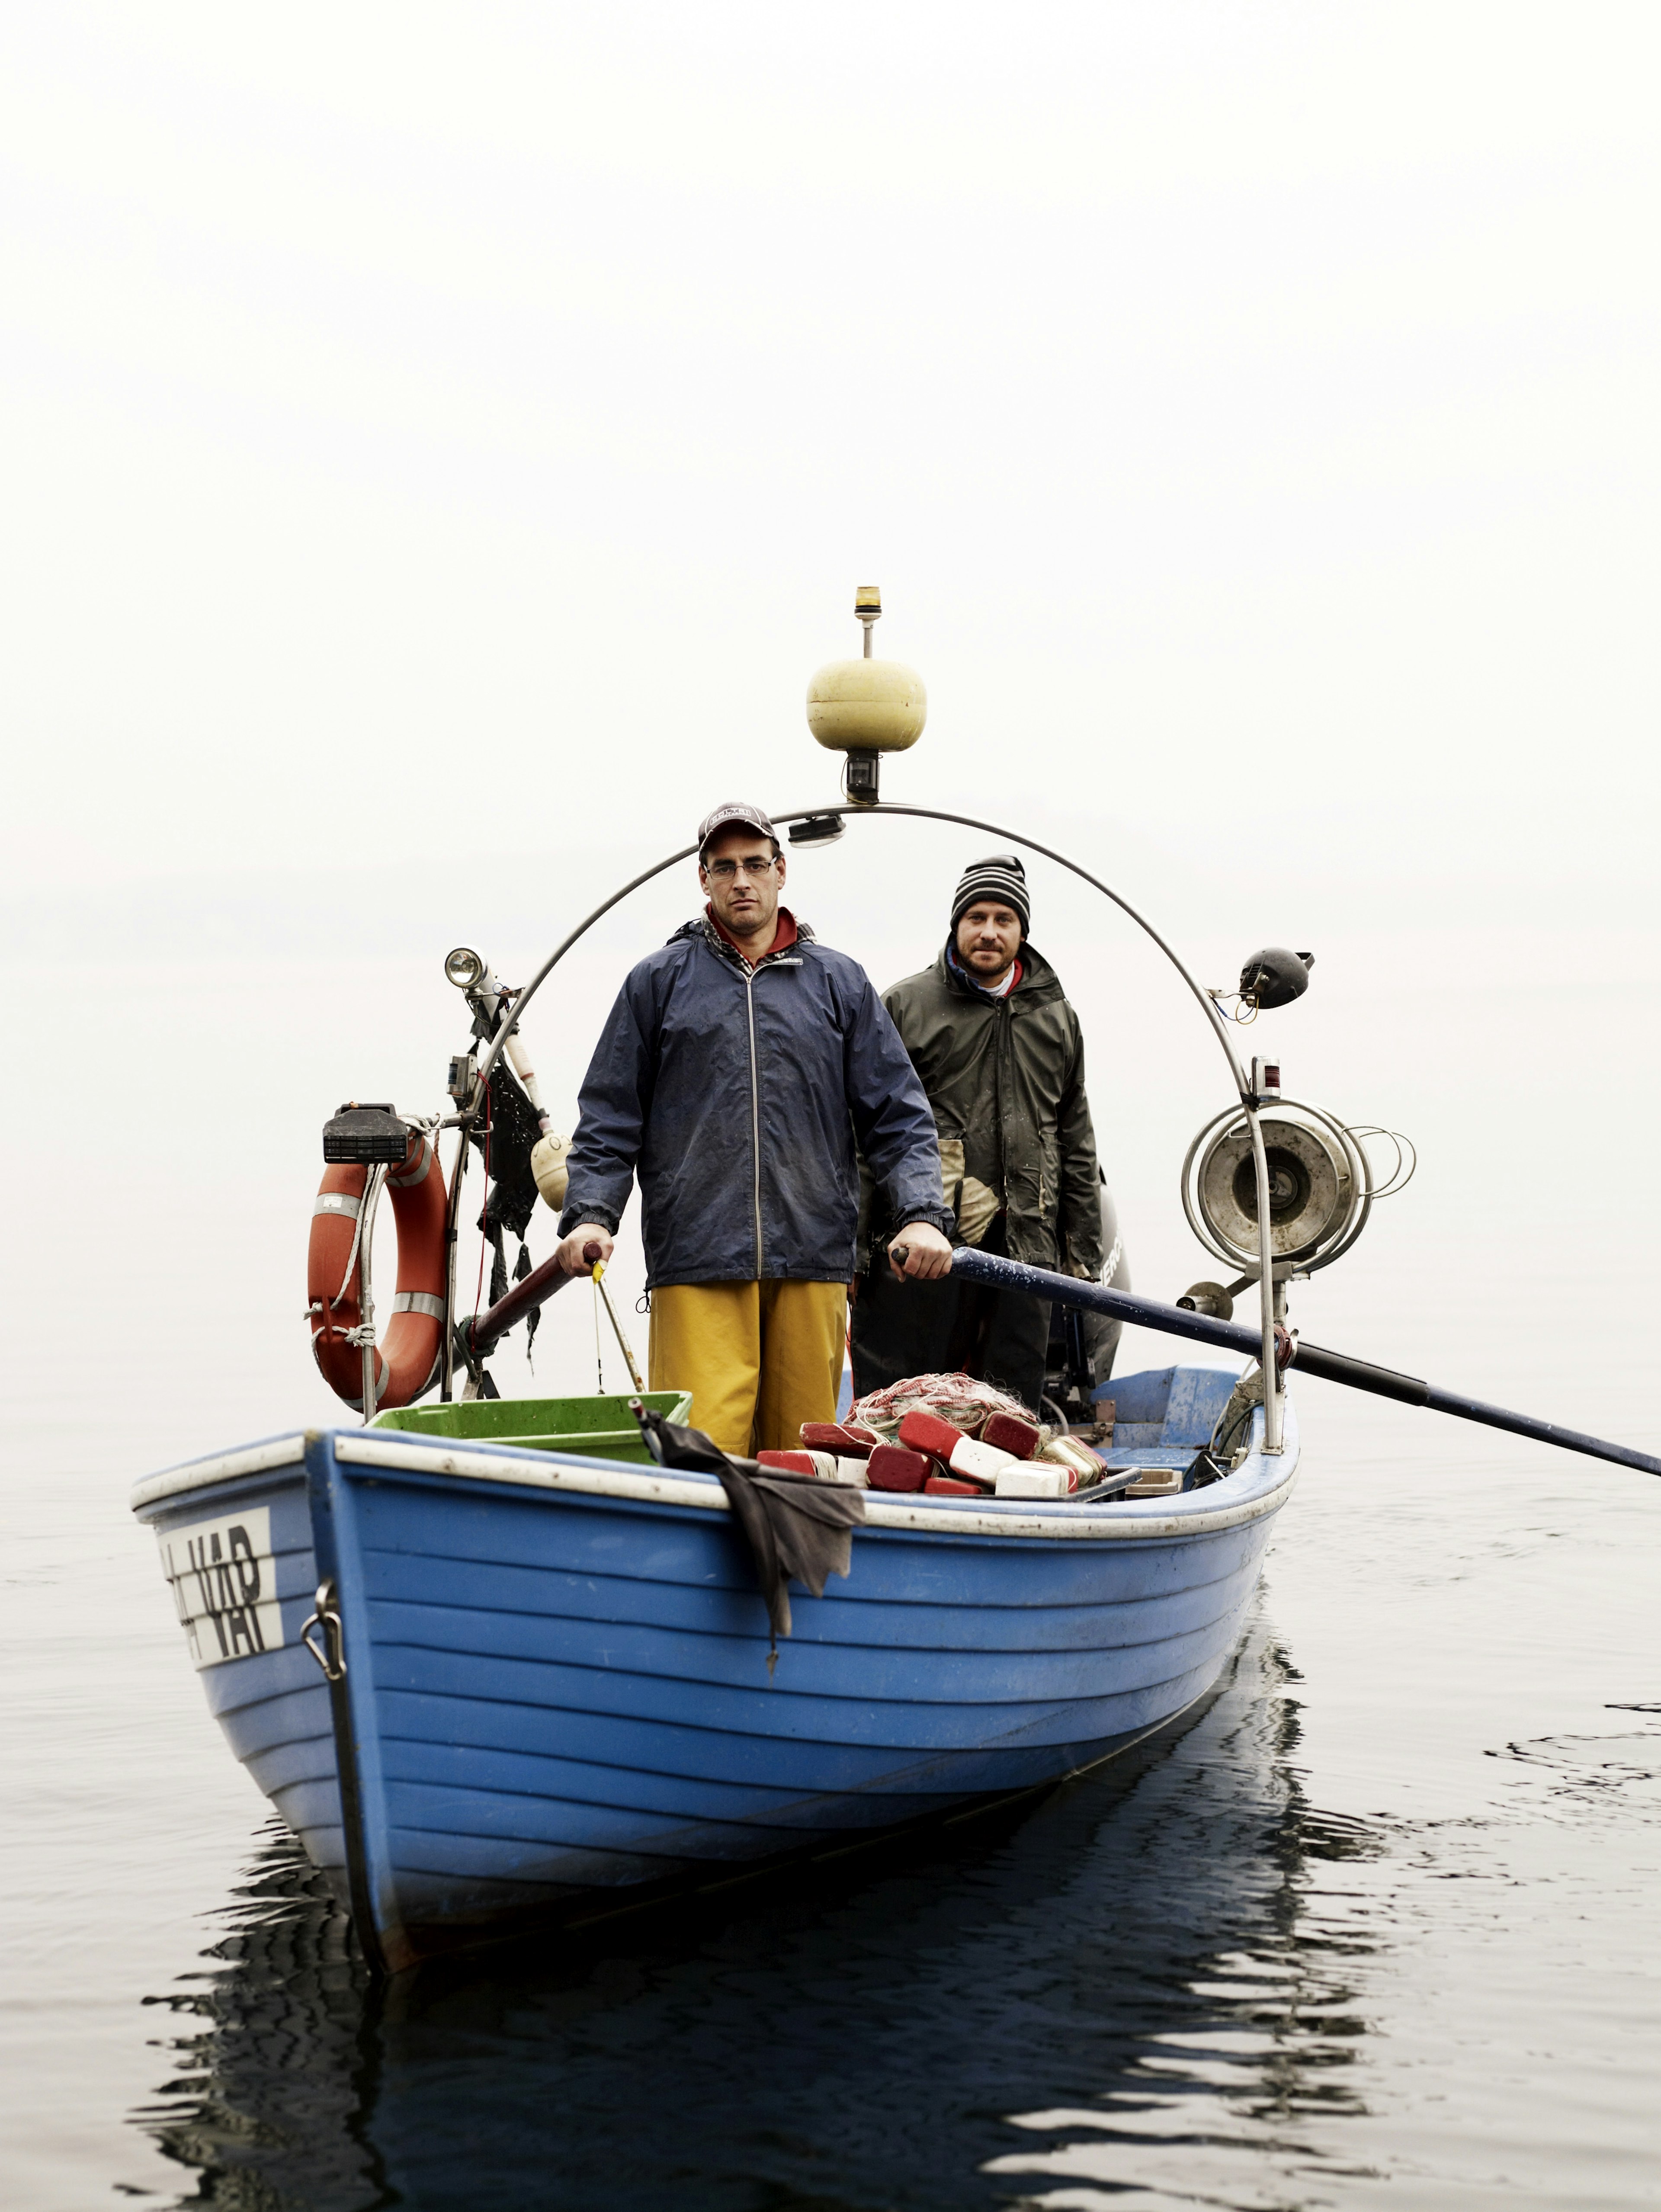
left=157, top=1506, right=285, bottom=1669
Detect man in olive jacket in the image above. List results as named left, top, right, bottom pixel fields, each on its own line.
left=851, top=853, right=1125, bottom=1417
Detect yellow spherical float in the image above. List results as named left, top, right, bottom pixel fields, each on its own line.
left=805, top=657, right=927, bottom=753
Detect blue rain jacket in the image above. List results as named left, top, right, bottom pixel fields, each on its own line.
left=559, top=917, right=952, bottom=1287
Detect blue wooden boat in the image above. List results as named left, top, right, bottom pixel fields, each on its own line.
left=129, top=598, right=1661, bottom=1989
left=129, top=580, right=1661, bottom=2004
left=131, top=1363, right=1298, bottom=1972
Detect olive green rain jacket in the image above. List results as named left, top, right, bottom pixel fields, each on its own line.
left=857, top=941, right=1106, bottom=1276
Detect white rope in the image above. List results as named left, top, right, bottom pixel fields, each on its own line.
left=333, top=1164, right=387, bottom=1308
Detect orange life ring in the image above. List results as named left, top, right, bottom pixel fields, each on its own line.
left=308, top=1128, right=448, bottom=1412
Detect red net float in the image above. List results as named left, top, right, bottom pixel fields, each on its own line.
left=866, top=1445, right=930, bottom=1492
left=897, top=1407, right=967, bottom=1458
left=308, top=1129, right=447, bottom=1414
left=980, top=1412, right=1039, bottom=1460
left=757, top=1449, right=825, bottom=1477
left=799, top=1423, right=875, bottom=1458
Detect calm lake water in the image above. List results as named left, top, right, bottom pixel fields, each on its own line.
left=4, top=907, right=1659, bottom=2209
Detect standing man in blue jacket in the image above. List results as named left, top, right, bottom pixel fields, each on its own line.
left=554, top=802, right=954, bottom=1455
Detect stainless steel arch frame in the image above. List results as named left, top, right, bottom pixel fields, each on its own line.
left=455, top=801, right=1286, bottom=1447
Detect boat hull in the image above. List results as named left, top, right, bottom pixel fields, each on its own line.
left=134, top=1378, right=1298, bottom=1971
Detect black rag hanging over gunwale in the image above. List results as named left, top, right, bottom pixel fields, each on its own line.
left=631, top=1404, right=865, bottom=1648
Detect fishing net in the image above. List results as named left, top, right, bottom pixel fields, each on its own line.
left=848, top=1371, right=1038, bottom=1441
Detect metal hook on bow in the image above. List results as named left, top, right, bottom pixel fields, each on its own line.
left=300, top=1580, right=347, bottom=1682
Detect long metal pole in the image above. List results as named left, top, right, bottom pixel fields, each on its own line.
left=938, top=1245, right=1661, bottom=1478
left=1244, top=1106, right=1283, bottom=1452
left=439, top=1128, right=465, bottom=1400
left=359, top=1166, right=382, bottom=1425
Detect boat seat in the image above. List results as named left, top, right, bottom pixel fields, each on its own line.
left=1093, top=1443, right=1193, bottom=1470
left=1092, top=1362, right=1244, bottom=1450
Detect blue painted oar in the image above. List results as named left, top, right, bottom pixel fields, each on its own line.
left=910, top=1243, right=1661, bottom=1479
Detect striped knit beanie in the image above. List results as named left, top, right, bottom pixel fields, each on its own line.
left=950, top=853, right=1030, bottom=938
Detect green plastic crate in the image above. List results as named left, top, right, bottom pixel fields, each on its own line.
left=371, top=1388, right=693, bottom=1464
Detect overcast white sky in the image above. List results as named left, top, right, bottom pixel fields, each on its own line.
left=4, top=3, right=1660, bottom=1415
left=8, top=26, right=1661, bottom=2193
left=5, top=1, right=1656, bottom=910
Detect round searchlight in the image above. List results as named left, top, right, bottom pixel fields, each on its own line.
left=1196, top=1112, right=1353, bottom=1265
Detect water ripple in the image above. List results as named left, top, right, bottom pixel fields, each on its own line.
left=126, top=1607, right=1661, bottom=2210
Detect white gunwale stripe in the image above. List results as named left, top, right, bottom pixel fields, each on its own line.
left=132, top=1426, right=1298, bottom=1542
left=132, top=1435, right=309, bottom=1512
left=333, top=1432, right=1297, bottom=1541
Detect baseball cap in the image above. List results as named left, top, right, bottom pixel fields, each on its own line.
left=697, top=801, right=778, bottom=859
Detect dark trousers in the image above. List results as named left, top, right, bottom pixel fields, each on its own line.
left=849, top=1220, right=1052, bottom=1418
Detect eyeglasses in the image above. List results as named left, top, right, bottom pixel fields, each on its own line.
left=704, top=856, right=778, bottom=880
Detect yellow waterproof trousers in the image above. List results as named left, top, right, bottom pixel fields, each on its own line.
left=648, top=1279, right=849, bottom=1457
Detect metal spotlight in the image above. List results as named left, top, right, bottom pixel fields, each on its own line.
left=1238, top=947, right=1314, bottom=1011
left=444, top=946, right=484, bottom=990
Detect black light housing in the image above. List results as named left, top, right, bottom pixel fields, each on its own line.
left=1238, top=946, right=1314, bottom=1010
left=787, top=814, right=846, bottom=849
left=323, top=1103, right=409, bottom=1165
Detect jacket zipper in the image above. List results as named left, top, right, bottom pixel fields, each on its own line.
left=997, top=997, right=1013, bottom=1221
left=743, top=968, right=763, bottom=1276
left=712, top=924, right=801, bottom=1281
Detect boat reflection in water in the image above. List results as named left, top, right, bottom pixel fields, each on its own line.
left=134, top=1608, right=1382, bottom=2212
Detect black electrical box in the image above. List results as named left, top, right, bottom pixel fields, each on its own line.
left=323, top=1103, right=410, bottom=1165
